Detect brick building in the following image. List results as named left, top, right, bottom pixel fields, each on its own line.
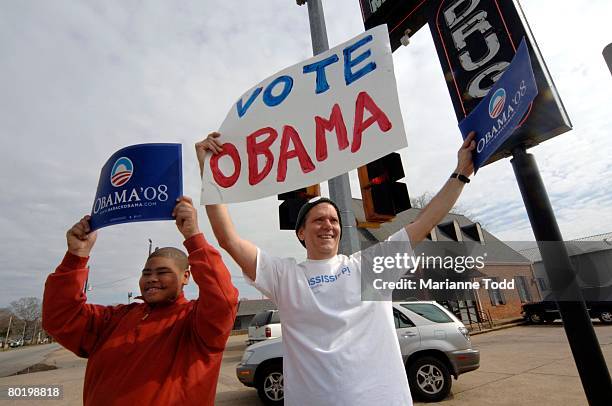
left=352, top=199, right=540, bottom=327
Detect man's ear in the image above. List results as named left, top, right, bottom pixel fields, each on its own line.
left=182, top=269, right=191, bottom=286
left=297, top=227, right=305, bottom=242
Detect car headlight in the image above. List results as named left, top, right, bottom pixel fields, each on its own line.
left=241, top=350, right=254, bottom=364
left=458, top=326, right=470, bottom=341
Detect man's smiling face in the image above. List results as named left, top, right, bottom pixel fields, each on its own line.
left=139, top=256, right=189, bottom=304
left=297, top=202, right=341, bottom=260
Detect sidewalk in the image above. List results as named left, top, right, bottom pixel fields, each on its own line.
left=0, top=347, right=86, bottom=405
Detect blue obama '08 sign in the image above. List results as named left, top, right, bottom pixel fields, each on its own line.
left=90, top=143, right=183, bottom=230
left=459, top=38, right=538, bottom=172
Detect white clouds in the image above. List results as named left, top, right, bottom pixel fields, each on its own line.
left=1, top=0, right=611, bottom=306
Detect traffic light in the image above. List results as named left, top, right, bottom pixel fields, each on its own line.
left=278, top=185, right=320, bottom=230
left=358, top=153, right=410, bottom=223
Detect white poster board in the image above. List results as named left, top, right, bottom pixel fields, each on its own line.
left=201, top=25, right=407, bottom=204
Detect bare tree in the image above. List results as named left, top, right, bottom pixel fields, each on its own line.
left=10, top=297, right=41, bottom=323
left=10, top=297, right=42, bottom=343
left=0, top=308, right=13, bottom=344
left=410, top=192, right=483, bottom=226
left=410, top=192, right=434, bottom=210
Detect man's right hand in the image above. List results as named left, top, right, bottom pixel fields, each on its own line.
left=195, top=132, right=223, bottom=176
left=66, top=216, right=97, bottom=257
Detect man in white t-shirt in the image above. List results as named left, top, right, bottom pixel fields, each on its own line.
left=196, top=131, right=475, bottom=406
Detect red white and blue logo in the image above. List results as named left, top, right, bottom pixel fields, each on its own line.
left=488, top=88, right=506, bottom=119
left=110, top=157, right=134, bottom=187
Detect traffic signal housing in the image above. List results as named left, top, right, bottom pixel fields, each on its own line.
left=278, top=185, right=320, bottom=230
left=358, top=152, right=410, bottom=223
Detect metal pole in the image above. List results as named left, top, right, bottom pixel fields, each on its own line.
left=3, top=315, right=12, bottom=350
left=603, top=43, right=612, bottom=75
left=511, top=146, right=612, bottom=405
left=299, top=0, right=360, bottom=255
left=20, top=322, right=26, bottom=343
left=31, top=321, right=37, bottom=345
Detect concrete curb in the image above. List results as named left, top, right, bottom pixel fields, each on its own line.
left=470, top=319, right=527, bottom=335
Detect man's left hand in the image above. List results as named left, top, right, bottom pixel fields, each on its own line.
left=455, top=131, right=476, bottom=177
left=173, top=196, right=201, bottom=240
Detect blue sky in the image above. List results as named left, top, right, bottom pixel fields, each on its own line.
left=1, top=0, right=611, bottom=306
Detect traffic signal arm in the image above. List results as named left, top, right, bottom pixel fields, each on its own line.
left=278, top=185, right=320, bottom=230
left=406, top=177, right=467, bottom=245
left=205, top=204, right=257, bottom=282
left=358, top=153, right=410, bottom=223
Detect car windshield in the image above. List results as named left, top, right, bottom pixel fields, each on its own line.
left=270, top=311, right=281, bottom=324
left=400, top=303, right=453, bottom=323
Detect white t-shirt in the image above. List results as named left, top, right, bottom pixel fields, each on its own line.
left=246, top=229, right=413, bottom=406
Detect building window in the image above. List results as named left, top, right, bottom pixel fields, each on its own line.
left=536, top=278, right=547, bottom=291
left=515, top=276, right=532, bottom=303
left=487, top=277, right=506, bottom=306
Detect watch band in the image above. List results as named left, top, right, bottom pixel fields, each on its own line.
left=451, top=172, right=470, bottom=183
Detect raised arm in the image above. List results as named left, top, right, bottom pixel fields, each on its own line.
left=196, top=134, right=258, bottom=281
left=42, top=216, right=116, bottom=357
left=406, top=132, right=476, bottom=245
left=173, top=197, right=239, bottom=350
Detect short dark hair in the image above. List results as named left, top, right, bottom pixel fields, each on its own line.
left=147, top=247, right=189, bottom=270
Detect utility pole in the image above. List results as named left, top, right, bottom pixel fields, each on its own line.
left=31, top=320, right=37, bottom=345
left=511, top=146, right=612, bottom=404
left=20, top=322, right=26, bottom=344
left=148, top=238, right=153, bottom=256
left=297, top=0, right=360, bottom=255
left=3, top=315, right=12, bottom=350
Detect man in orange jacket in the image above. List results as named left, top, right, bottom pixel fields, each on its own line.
left=42, top=196, right=239, bottom=406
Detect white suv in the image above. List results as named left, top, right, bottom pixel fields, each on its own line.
left=247, top=310, right=282, bottom=345
left=237, top=301, right=479, bottom=404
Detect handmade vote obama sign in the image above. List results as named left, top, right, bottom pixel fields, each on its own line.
left=200, top=25, right=407, bottom=204
left=90, top=143, right=183, bottom=230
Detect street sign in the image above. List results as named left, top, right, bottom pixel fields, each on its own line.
left=358, top=0, right=572, bottom=169
left=429, top=0, right=571, bottom=167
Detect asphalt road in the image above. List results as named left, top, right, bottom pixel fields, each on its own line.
left=216, top=324, right=612, bottom=405
left=0, top=324, right=610, bottom=405
left=0, top=343, right=60, bottom=377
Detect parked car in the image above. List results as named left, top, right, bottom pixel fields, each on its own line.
left=522, top=300, right=612, bottom=324
left=247, top=310, right=282, bottom=345
left=236, top=301, right=480, bottom=404
left=8, top=339, right=24, bottom=348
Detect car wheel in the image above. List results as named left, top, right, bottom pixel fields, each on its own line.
left=408, top=356, right=452, bottom=402
left=599, top=311, right=612, bottom=324
left=528, top=312, right=544, bottom=324
left=256, top=361, right=284, bottom=405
